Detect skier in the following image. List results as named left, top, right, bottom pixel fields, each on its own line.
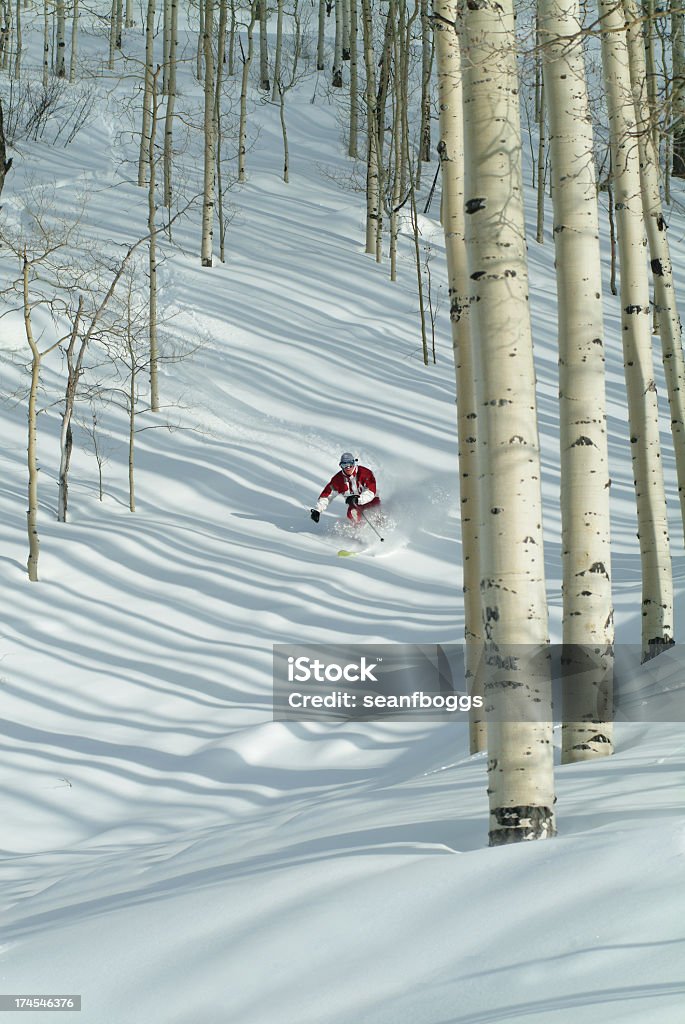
left=310, top=452, right=381, bottom=525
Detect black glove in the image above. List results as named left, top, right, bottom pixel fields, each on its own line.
left=310, top=509, right=320, bottom=523
left=345, top=494, right=359, bottom=507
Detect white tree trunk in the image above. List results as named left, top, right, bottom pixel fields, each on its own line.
left=14, top=0, right=21, bottom=79
left=419, top=0, right=431, bottom=163
left=600, top=0, right=674, bottom=660
left=55, top=0, right=66, bottom=76
left=1, top=9, right=9, bottom=73
left=624, top=0, right=685, bottom=537
left=128, top=360, right=136, bottom=512
left=259, top=0, right=269, bottom=91
left=540, top=0, right=614, bottom=762
left=197, top=0, right=204, bottom=80
left=162, top=0, right=171, bottom=93
left=42, top=0, right=48, bottom=87
left=57, top=300, right=85, bottom=523
left=271, top=0, right=283, bottom=100
left=348, top=0, right=358, bottom=157
left=115, top=0, right=123, bottom=48
left=26, top=322, right=40, bottom=579
left=672, top=1, right=685, bottom=176
left=22, top=256, right=61, bottom=582
left=69, top=0, right=78, bottom=83
left=332, top=0, right=343, bottom=86
left=317, top=0, right=325, bottom=71
left=108, top=0, right=116, bottom=70
left=228, top=0, right=236, bottom=75
left=238, top=1, right=257, bottom=182
left=201, top=0, right=216, bottom=267
left=163, top=0, right=178, bottom=207
left=215, top=0, right=228, bottom=257
left=434, top=0, right=484, bottom=754
left=138, top=0, right=155, bottom=187
left=342, top=0, right=350, bottom=60
left=462, top=0, right=554, bottom=843
left=389, top=13, right=401, bottom=283
left=361, top=0, right=379, bottom=256
left=149, top=69, right=160, bottom=408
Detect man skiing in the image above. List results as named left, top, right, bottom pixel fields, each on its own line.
left=310, top=452, right=381, bottom=525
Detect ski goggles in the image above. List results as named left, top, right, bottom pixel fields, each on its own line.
left=340, top=461, right=356, bottom=469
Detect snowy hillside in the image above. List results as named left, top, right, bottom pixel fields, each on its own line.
left=0, top=10, right=684, bottom=1024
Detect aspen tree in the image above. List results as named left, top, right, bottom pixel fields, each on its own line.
left=317, top=0, right=325, bottom=71
left=643, top=0, right=659, bottom=154
left=672, top=0, right=685, bottom=175
left=419, top=0, right=432, bottom=165
left=126, top=0, right=134, bottom=28
left=55, top=0, right=66, bottom=76
left=56, top=235, right=150, bottom=521
left=109, top=0, right=117, bottom=70
left=14, top=0, right=20, bottom=79
left=57, top=300, right=85, bottom=523
left=333, top=0, right=343, bottom=86
left=535, top=77, right=545, bottom=244
left=216, top=0, right=229, bottom=257
left=376, top=0, right=395, bottom=169
left=197, top=0, right=204, bottom=79
left=389, top=2, right=402, bottom=282
left=23, top=254, right=63, bottom=581
left=163, top=0, right=171, bottom=93
left=138, top=0, right=156, bottom=187
left=348, top=0, right=358, bottom=157
left=534, top=17, right=545, bottom=244
left=42, top=0, right=48, bottom=87
left=403, top=86, right=429, bottom=366
left=201, top=0, right=216, bottom=267
left=0, top=8, right=9, bottom=73
left=271, top=0, right=283, bottom=101
left=103, top=269, right=150, bottom=514
left=238, top=0, right=257, bottom=181
left=373, top=0, right=396, bottom=260
left=660, top=18, right=672, bottom=204
left=399, top=0, right=414, bottom=198
left=461, top=0, right=554, bottom=842
left=600, top=0, right=674, bottom=660
left=228, top=0, right=237, bottom=74
left=275, top=2, right=303, bottom=183
left=115, top=0, right=123, bottom=48
left=433, top=0, right=483, bottom=753
left=342, top=0, right=350, bottom=60
left=259, top=0, right=269, bottom=90
left=625, top=0, right=685, bottom=537
left=127, top=311, right=137, bottom=511
left=69, top=0, right=78, bottom=83
left=539, top=0, right=613, bottom=761
left=163, top=0, right=178, bottom=207
left=361, top=0, right=379, bottom=256
left=0, top=99, right=11, bottom=200
left=149, top=66, right=161, bottom=407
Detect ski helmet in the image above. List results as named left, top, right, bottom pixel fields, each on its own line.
left=339, top=452, right=357, bottom=468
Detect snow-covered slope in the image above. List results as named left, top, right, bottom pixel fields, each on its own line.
left=0, top=15, right=683, bottom=1024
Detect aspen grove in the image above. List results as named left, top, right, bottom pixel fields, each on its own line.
left=0, top=1, right=683, bottom=859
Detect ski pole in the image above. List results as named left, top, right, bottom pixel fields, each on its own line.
left=360, top=506, right=384, bottom=542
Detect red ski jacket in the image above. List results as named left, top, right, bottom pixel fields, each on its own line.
left=315, top=466, right=378, bottom=512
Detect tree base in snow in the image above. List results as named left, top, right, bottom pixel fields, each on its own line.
left=489, top=806, right=556, bottom=846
